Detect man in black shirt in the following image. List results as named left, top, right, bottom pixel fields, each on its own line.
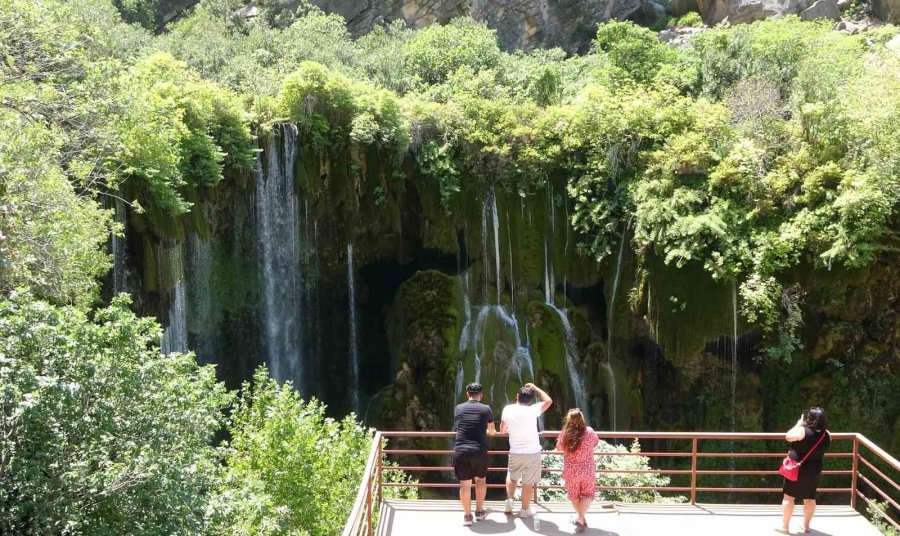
left=453, top=382, right=496, bottom=526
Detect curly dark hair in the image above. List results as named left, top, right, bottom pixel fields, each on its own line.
left=805, top=406, right=828, bottom=431
left=559, top=408, right=587, bottom=453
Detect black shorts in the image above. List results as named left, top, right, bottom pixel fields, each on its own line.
left=453, top=451, right=489, bottom=481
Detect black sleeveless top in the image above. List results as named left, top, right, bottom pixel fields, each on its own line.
left=788, top=427, right=831, bottom=468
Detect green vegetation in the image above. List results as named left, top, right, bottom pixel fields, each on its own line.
left=540, top=440, right=686, bottom=503
left=2, top=0, right=899, bottom=531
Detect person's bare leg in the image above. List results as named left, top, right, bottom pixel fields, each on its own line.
left=802, top=499, right=815, bottom=532
left=577, top=497, right=592, bottom=524
left=779, top=494, right=795, bottom=533
left=460, top=480, right=473, bottom=515
left=506, top=475, right=517, bottom=500
left=521, top=483, right=534, bottom=511
left=475, top=477, right=487, bottom=513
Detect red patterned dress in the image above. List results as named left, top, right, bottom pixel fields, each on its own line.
left=559, top=426, right=599, bottom=502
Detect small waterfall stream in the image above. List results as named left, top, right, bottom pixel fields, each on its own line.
left=549, top=305, right=590, bottom=421
left=255, top=124, right=304, bottom=388
left=605, top=223, right=629, bottom=431
left=347, top=242, right=361, bottom=414
left=731, top=281, right=738, bottom=431
left=111, top=195, right=127, bottom=294
left=160, top=244, right=188, bottom=355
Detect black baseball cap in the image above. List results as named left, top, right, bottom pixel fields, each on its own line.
left=466, top=382, right=483, bottom=394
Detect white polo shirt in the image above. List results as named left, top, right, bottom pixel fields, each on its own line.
left=501, top=403, right=544, bottom=454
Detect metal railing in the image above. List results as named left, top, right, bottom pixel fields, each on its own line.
left=342, top=431, right=899, bottom=536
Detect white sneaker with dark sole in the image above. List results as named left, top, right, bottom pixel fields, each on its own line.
left=504, top=499, right=514, bottom=515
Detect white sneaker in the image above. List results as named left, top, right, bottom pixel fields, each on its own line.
left=504, top=499, right=514, bottom=515
left=518, top=507, right=536, bottom=518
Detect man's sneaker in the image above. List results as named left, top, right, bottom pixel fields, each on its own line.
left=518, top=507, right=536, bottom=518
left=475, top=509, right=487, bottom=521
left=504, top=499, right=514, bottom=515
left=463, top=514, right=474, bottom=526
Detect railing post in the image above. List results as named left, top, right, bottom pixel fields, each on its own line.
left=366, top=473, right=373, bottom=536
left=376, top=437, right=383, bottom=507
left=850, top=435, right=859, bottom=509
left=690, top=437, right=698, bottom=505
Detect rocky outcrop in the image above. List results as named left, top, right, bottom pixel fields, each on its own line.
left=309, top=0, right=664, bottom=52
left=873, top=0, right=900, bottom=23
left=799, top=0, right=841, bottom=20
left=696, top=0, right=844, bottom=24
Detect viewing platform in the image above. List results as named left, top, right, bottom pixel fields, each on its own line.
left=343, top=431, right=900, bottom=536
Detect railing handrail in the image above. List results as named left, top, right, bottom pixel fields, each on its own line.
left=379, top=430, right=860, bottom=440
left=341, top=431, right=382, bottom=536
left=346, top=431, right=899, bottom=534
left=857, top=434, right=900, bottom=473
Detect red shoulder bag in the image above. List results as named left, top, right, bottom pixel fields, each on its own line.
left=779, top=430, right=828, bottom=481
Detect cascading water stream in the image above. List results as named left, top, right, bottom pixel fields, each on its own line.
left=347, top=242, right=361, bottom=414
left=549, top=305, right=590, bottom=421
left=255, top=124, right=304, bottom=389
left=160, top=244, right=188, bottom=355
left=732, top=281, right=738, bottom=432
left=111, top=195, right=127, bottom=294
left=605, top=223, right=629, bottom=431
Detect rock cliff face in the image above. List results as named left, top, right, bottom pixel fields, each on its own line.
left=696, top=0, right=841, bottom=24
left=308, top=0, right=662, bottom=52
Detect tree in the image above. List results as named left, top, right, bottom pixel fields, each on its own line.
left=0, top=293, right=230, bottom=535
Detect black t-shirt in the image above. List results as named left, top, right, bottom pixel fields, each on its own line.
left=789, top=427, right=831, bottom=466
left=453, top=400, right=494, bottom=453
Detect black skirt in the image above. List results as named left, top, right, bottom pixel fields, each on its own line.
left=783, top=461, right=823, bottom=500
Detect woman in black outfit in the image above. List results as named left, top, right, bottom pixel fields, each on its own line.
left=778, top=407, right=831, bottom=534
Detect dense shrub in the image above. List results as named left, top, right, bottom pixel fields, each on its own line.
left=0, top=294, right=230, bottom=535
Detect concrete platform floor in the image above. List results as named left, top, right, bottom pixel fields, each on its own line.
left=376, top=499, right=882, bottom=536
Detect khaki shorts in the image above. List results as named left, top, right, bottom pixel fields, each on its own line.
left=507, top=453, right=542, bottom=484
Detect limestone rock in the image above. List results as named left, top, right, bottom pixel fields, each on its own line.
left=669, top=0, right=700, bottom=16
left=837, top=0, right=851, bottom=11
left=834, top=15, right=880, bottom=34
left=872, top=0, right=900, bottom=24
left=701, top=0, right=807, bottom=25
left=658, top=25, right=707, bottom=46
left=887, top=34, right=900, bottom=55
left=799, top=0, right=840, bottom=20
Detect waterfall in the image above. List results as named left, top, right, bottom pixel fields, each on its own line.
left=459, top=272, right=473, bottom=353
left=160, top=244, right=187, bottom=355
left=490, top=189, right=502, bottom=304
left=549, top=304, right=590, bottom=421
left=455, top=360, right=464, bottom=401
left=111, top=195, right=127, bottom=294
left=186, top=229, right=213, bottom=361
left=255, top=124, right=303, bottom=388
left=347, top=243, right=361, bottom=414
left=732, top=281, right=738, bottom=432
left=605, top=223, right=629, bottom=431
left=543, top=239, right=553, bottom=305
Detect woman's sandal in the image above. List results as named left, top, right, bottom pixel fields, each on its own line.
left=574, top=520, right=588, bottom=533
left=774, top=528, right=790, bottom=535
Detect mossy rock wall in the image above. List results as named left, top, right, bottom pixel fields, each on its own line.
left=117, top=124, right=899, bottom=454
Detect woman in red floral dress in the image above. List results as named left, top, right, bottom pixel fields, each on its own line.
left=556, top=408, right=598, bottom=533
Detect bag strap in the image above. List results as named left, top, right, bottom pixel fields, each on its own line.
left=798, top=429, right=829, bottom=465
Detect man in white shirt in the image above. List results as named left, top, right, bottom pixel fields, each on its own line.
left=499, top=382, right=553, bottom=517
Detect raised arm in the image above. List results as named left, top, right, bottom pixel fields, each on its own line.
left=786, top=416, right=806, bottom=442
left=525, top=382, right=553, bottom=413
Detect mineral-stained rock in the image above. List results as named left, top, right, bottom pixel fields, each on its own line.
left=800, top=0, right=841, bottom=20
left=887, top=34, right=900, bottom=54
left=658, top=25, right=707, bottom=46
left=308, top=0, right=666, bottom=52
left=669, top=0, right=700, bottom=15
left=702, top=0, right=807, bottom=25
left=873, top=0, right=900, bottom=23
